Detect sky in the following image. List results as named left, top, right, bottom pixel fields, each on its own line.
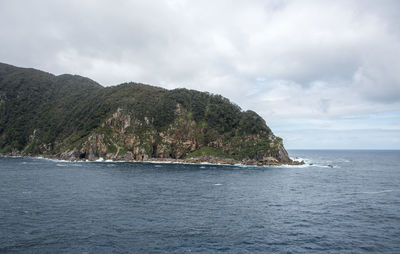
left=0, top=0, right=399, bottom=149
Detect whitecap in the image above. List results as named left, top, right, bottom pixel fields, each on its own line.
left=358, top=190, right=395, bottom=195
left=34, top=157, right=73, bottom=163
left=291, top=156, right=307, bottom=162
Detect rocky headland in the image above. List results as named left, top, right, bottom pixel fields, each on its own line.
left=0, top=62, right=303, bottom=166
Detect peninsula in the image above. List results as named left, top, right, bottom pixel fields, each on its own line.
left=0, top=63, right=302, bottom=166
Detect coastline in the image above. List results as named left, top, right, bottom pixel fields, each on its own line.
left=0, top=153, right=305, bottom=167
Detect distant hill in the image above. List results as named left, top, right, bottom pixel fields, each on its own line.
left=0, top=62, right=294, bottom=164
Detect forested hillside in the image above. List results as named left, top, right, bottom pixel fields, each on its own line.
left=0, top=62, right=292, bottom=164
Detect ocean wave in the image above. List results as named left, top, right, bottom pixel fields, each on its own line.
left=336, top=158, right=351, bottom=163
left=8, top=155, right=316, bottom=169
left=289, top=156, right=340, bottom=169
left=356, top=190, right=396, bottom=195
left=291, top=156, right=307, bottom=162
left=34, top=156, right=74, bottom=163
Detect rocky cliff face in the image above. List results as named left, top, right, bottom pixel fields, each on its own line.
left=58, top=105, right=292, bottom=164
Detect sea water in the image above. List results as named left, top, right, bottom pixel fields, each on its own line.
left=0, top=150, right=399, bottom=253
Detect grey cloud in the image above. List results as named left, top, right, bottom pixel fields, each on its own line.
left=1, top=0, right=398, bottom=93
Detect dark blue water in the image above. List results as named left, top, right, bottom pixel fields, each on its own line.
left=1, top=150, right=399, bottom=253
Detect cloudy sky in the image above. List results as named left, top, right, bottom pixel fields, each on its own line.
left=1, top=0, right=399, bottom=149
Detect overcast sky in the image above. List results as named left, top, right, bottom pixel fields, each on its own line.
left=1, top=0, right=399, bottom=149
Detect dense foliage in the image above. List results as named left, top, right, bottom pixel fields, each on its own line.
left=0, top=62, right=283, bottom=160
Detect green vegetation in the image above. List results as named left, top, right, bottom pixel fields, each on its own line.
left=0, top=62, right=288, bottom=162
left=184, top=147, right=231, bottom=159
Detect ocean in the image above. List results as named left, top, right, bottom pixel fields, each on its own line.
left=0, top=150, right=399, bottom=253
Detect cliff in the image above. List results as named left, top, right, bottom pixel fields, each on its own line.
left=0, top=62, right=297, bottom=165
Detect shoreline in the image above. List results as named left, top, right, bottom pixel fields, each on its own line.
left=0, top=153, right=305, bottom=167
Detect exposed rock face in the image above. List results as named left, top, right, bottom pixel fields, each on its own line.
left=105, top=108, right=131, bottom=133
left=60, top=148, right=81, bottom=160
left=61, top=106, right=293, bottom=164
left=277, top=146, right=291, bottom=163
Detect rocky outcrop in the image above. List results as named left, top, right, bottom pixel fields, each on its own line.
left=5, top=102, right=294, bottom=166
left=59, top=106, right=295, bottom=165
